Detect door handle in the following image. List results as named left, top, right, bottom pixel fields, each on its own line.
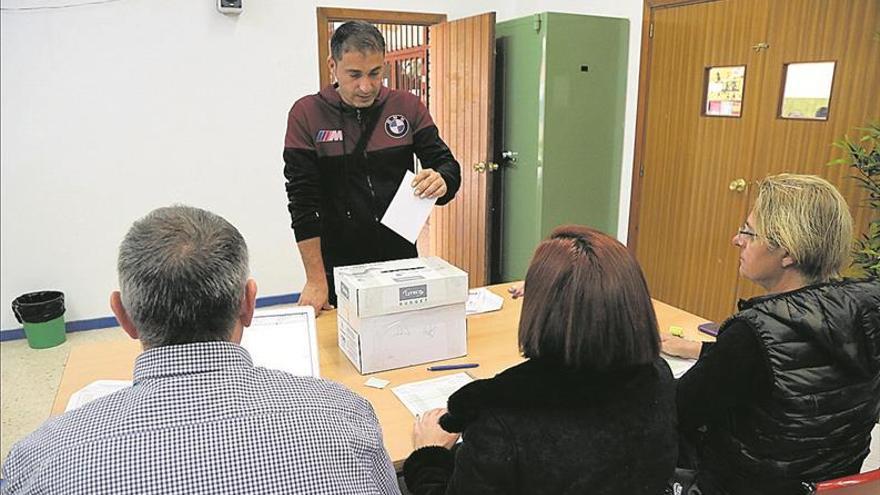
left=473, top=162, right=500, bottom=173
left=729, top=178, right=747, bottom=193
left=501, top=150, right=518, bottom=163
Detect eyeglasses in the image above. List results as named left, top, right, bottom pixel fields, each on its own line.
left=736, top=225, right=758, bottom=239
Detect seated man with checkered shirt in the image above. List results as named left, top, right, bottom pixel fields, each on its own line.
left=1, top=206, right=400, bottom=495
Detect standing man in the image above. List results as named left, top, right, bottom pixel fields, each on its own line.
left=1, top=206, right=400, bottom=494
left=284, top=21, right=461, bottom=315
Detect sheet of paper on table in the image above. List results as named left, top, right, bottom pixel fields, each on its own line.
left=466, top=287, right=504, bottom=315
left=391, top=372, right=474, bottom=417
left=662, top=355, right=697, bottom=378
left=380, top=170, right=437, bottom=243
left=66, top=379, right=132, bottom=412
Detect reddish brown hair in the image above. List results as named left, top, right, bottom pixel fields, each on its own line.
left=518, top=225, right=660, bottom=370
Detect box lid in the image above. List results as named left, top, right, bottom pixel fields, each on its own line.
left=334, top=257, right=468, bottom=318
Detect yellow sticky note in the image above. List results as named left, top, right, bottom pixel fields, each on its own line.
left=669, top=326, right=684, bottom=338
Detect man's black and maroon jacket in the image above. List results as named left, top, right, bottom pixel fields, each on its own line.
left=283, top=84, right=460, bottom=273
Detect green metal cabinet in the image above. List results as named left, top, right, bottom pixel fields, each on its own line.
left=494, top=12, right=629, bottom=281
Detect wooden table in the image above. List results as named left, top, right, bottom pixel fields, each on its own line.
left=52, top=283, right=711, bottom=468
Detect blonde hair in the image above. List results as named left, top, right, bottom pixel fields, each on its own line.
left=751, top=173, right=853, bottom=283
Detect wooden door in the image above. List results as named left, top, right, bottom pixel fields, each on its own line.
left=633, top=0, right=879, bottom=322
left=736, top=0, right=880, bottom=301
left=635, top=0, right=771, bottom=321
left=428, top=13, right=496, bottom=287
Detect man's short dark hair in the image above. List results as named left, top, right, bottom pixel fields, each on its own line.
left=518, top=225, right=660, bottom=370
left=330, top=20, right=386, bottom=60
left=117, top=205, right=249, bottom=348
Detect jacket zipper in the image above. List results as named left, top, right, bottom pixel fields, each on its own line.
left=357, top=109, right=379, bottom=222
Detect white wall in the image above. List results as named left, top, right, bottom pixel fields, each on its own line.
left=0, top=0, right=642, bottom=332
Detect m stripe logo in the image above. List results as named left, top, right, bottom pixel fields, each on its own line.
left=315, top=129, right=343, bottom=143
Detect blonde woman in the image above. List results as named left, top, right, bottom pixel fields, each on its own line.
left=663, top=174, right=880, bottom=494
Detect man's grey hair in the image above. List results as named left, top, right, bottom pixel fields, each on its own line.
left=118, top=205, right=249, bottom=348
left=330, top=20, right=386, bottom=60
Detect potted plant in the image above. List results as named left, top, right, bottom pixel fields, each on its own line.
left=830, top=121, right=880, bottom=278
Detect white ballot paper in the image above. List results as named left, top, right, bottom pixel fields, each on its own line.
left=392, top=372, right=474, bottom=417
left=466, top=288, right=505, bottom=315
left=241, top=306, right=320, bottom=377
left=662, top=355, right=697, bottom=378
left=380, top=170, right=437, bottom=243
left=66, top=379, right=132, bottom=412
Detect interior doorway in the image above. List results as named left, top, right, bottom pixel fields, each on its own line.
left=628, top=0, right=879, bottom=322
left=314, top=9, right=498, bottom=289
left=316, top=8, right=446, bottom=255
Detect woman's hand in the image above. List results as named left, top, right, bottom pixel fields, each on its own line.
left=508, top=284, right=524, bottom=299
left=660, top=331, right=702, bottom=360
left=413, top=408, right=460, bottom=450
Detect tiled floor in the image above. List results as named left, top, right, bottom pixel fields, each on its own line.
left=1, top=327, right=128, bottom=464
left=2, top=328, right=879, bottom=474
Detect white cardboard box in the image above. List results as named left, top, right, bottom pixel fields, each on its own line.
left=337, top=303, right=467, bottom=374
left=334, top=257, right=468, bottom=374
left=334, top=257, right=469, bottom=320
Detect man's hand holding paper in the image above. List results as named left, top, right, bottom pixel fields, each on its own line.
left=381, top=170, right=438, bottom=243
left=411, top=169, right=448, bottom=199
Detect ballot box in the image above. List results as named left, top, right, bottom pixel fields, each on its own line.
left=334, top=257, right=468, bottom=374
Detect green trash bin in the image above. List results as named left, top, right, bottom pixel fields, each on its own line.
left=12, top=291, right=66, bottom=349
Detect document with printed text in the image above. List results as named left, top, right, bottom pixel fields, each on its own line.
left=391, top=372, right=474, bottom=417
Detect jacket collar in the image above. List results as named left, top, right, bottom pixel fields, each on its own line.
left=736, top=277, right=875, bottom=311
left=318, top=83, right=390, bottom=113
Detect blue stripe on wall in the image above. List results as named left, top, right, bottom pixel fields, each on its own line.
left=0, top=293, right=301, bottom=342
left=254, top=293, right=300, bottom=308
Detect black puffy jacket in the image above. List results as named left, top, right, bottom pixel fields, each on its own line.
left=702, top=278, right=880, bottom=494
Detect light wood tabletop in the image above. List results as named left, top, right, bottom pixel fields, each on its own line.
left=51, top=282, right=711, bottom=469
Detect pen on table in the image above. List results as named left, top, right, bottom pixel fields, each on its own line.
left=427, top=363, right=479, bottom=372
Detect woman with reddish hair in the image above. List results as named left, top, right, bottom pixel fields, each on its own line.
left=402, top=226, right=677, bottom=494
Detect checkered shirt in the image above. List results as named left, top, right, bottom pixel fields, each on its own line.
left=1, top=341, right=400, bottom=494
